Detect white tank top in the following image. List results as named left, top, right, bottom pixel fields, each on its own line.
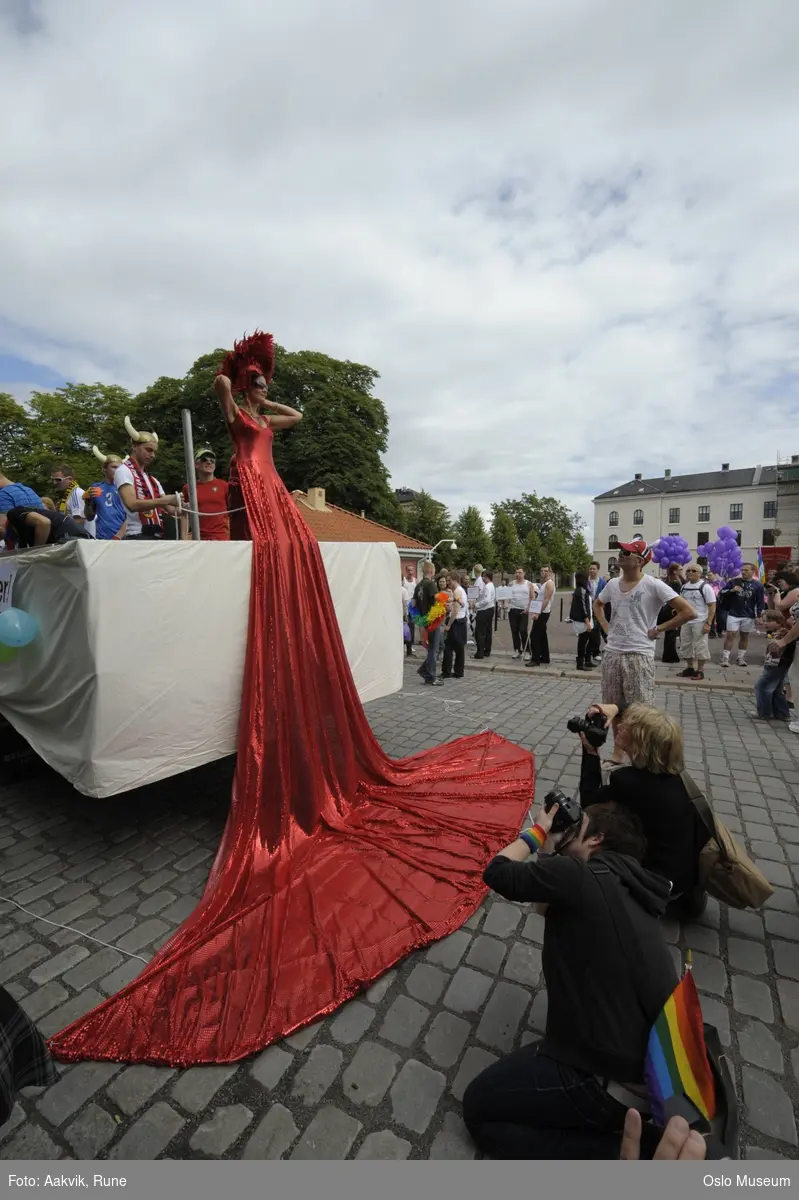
left=509, top=581, right=531, bottom=610
left=540, top=580, right=554, bottom=613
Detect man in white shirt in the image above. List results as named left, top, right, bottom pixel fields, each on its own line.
left=442, top=573, right=468, bottom=678
left=474, top=569, right=496, bottom=659
left=678, top=565, right=716, bottom=681
left=401, top=564, right=418, bottom=657
left=114, top=417, right=180, bottom=539
left=594, top=539, right=695, bottom=761
left=51, top=464, right=95, bottom=537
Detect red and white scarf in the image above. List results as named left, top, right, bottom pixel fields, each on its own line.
left=124, top=456, right=163, bottom=529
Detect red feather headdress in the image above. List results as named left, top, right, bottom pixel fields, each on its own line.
left=217, top=330, right=276, bottom=394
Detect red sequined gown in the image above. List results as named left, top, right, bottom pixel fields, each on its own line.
left=49, top=409, right=534, bottom=1065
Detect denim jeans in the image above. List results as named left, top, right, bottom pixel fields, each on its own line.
left=421, top=625, right=442, bottom=681
left=463, top=1041, right=630, bottom=1159
left=754, top=663, right=790, bottom=720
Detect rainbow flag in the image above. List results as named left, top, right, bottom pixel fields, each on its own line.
left=644, top=967, right=717, bottom=1128
left=756, top=547, right=767, bottom=584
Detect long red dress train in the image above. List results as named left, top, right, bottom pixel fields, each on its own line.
left=48, top=410, right=534, bottom=1065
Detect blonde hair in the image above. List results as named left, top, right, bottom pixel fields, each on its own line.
left=621, top=703, right=684, bottom=775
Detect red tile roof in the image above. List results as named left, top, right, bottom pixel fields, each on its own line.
left=292, top=491, right=432, bottom=550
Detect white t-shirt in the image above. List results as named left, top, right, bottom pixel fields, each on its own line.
left=65, top=485, right=95, bottom=538
left=451, top=584, right=468, bottom=621
left=402, top=575, right=416, bottom=604
left=680, top=581, right=715, bottom=625
left=476, top=581, right=496, bottom=611
left=509, top=580, right=532, bottom=610
left=114, top=464, right=165, bottom=537
left=601, top=575, right=679, bottom=656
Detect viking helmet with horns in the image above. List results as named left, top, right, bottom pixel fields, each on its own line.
left=124, top=416, right=158, bottom=445
left=92, top=445, right=123, bottom=467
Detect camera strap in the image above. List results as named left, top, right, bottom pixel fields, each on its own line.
left=679, top=771, right=730, bottom=866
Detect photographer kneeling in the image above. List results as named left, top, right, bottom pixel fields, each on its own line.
left=463, top=799, right=678, bottom=1159
left=576, top=702, right=710, bottom=919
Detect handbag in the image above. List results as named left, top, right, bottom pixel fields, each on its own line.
left=680, top=771, right=773, bottom=910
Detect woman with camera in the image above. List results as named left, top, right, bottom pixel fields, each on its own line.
left=577, top=702, right=710, bottom=918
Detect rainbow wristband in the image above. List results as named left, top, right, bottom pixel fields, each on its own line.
left=519, top=825, right=547, bottom=854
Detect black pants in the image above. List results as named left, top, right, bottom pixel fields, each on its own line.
left=463, top=1041, right=629, bottom=1160
left=475, top=609, right=494, bottom=657
left=588, top=619, right=602, bottom=658
left=528, top=612, right=550, bottom=664
left=576, top=629, right=591, bottom=665
left=662, top=629, right=680, bottom=663
left=508, top=608, right=529, bottom=654
left=442, top=620, right=467, bottom=677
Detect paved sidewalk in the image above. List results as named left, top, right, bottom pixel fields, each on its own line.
left=0, top=667, right=798, bottom=1160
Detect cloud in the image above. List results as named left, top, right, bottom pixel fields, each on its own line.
left=1, top=0, right=798, bottom=545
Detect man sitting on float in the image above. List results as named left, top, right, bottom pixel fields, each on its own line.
left=113, top=417, right=181, bottom=540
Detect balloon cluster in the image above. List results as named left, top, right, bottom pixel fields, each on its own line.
left=0, top=608, right=40, bottom=665
left=651, top=534, right=692, bottom=568
left=697, top=526, right=744, bottom=579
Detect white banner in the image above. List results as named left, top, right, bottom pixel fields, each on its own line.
left=0, top=558, right=16, bottom=613
left=494, top=586, right=512, bottom=600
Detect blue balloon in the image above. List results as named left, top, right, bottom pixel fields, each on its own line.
left=0, top=608, right=40, bottom=648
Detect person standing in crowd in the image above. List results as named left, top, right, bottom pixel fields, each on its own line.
left=659, top=563, right=684, bottom=664
left=0, top=466, right=43, bottom=544
left=401, top=564, right=417, bottom=658
left=473, top=569, right=496, bottom=659
left=181, top=448, right=230, bottom=541
left=586, top=561, right=607, bottom=664
left=464, top=798, right=677, bottom=1159
left=441, top=573, right=468, bottom=679
left=51, top=464, right=94, bottom=536
left=115, top=417, right=180, bottom=540
left=593, top=540, right=695, bottom=762
left=413, top=561, right=444, bottom=686
left=570, top=570, right=595, bottom=671
left=768, top=587, right=799, bottom=734
left=753, top=609, right=795, bottom=722
left=527, top=565, right=555, bottom=667
left=719, top=563, right=766, bottom=666
left=508, top=567, right=536, bottom=660
left=83, top=446, right=128, bottom=540
left=677, top=565, right=716, bottom=681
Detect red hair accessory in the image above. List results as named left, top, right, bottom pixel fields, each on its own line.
left=218, top=330, right=276, bottom=393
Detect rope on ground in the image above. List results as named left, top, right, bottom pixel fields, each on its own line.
left=0, top=894, right=149, bottom=963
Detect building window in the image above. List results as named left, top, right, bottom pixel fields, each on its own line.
left=633, top=509, right=644, bottom=526
left=668, top=507, right=680, bottom=523
left=698, top=505, right=710, bottom=522
left=735, top=531, right=742, bottom=545
left=762, top=529, right=777, bottom=547
left=764, top=500, right=777, bottom=519
left=730, top=503, right=743, bottom=521
left=697, top=532, right=710, bottom=546
left=608, top=511, right=619, bottom=527
left=607, top=556, right=618, bottom=572
left=608, top=535, right=619, bottom=549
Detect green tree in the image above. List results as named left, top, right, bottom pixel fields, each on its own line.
left=523, top=529, right=545, bottom=576
left=490, top=507, right=523, bottom=573
left=495, top=492, right=584, bottom=545
left=0, top=394, right=33, bottom=479
left=570, top=532, right=591, bottom=572
left=454, top=507, right=494, bottom=571
left=404, top=490, right=453, bottom=557
left=545, top=529, right=577, bottom=584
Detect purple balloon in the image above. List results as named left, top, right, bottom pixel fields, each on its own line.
left=717, top=525, right=735, bottom=540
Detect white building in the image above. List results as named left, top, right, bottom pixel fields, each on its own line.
left=592, top=459, right=799, bottom=576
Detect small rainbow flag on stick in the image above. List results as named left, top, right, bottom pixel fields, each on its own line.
left=756, top=546, right=767, bottom=584
left=644, top=956, right=717, bottom=1128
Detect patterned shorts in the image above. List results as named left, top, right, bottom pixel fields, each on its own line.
left=601, top=650, right=656, bottom=708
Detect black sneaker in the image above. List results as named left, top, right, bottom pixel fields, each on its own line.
left=678, top=668, right=697, bottom=678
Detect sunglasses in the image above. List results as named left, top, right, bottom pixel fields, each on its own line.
left=251, top=380, right=268, bottom=391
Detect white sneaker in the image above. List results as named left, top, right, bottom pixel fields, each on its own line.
left=737, top=658, right=747, bottom=667
left=789, top=722, right=799, bottom=735
left=511, top=651, right=521, bottom=660
left=720, top=656, right=730, bottom=666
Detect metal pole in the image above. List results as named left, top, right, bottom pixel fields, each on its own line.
left=181, top=408, right=201, bottom=543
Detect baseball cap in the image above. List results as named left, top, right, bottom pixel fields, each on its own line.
left=617, top=538, right=652, bottom=563
left=195, top=446, right=215, bottom=461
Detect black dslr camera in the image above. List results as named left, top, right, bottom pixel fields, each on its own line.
left=566, top=710, right=609, bottom=749
left=543, top=788, right=584, bottom=837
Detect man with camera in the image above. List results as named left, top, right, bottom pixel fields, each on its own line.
left=463, top=792, right=678, bottom=1159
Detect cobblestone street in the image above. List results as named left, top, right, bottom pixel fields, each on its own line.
left=1, top=665, right=799, bottom=1160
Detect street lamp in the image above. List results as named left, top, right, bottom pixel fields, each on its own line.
left=426, top=539, right=457, bottom=560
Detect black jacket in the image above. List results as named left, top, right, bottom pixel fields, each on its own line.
left=483, top=850, right=677, bottom=1082
left=412, top=577, right=437, bottom=617
left=580, top=750, right=710, bottom=897
left=569, top=585, right=592, bottom=623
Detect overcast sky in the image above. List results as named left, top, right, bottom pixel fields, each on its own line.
left=1, top=0, right=797, bottom=542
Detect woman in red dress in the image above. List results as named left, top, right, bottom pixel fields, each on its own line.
left=48, top=332, right=534, bottom=1066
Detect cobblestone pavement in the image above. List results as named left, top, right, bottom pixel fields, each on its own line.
left=1, top=665, right=799, bottom=1160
